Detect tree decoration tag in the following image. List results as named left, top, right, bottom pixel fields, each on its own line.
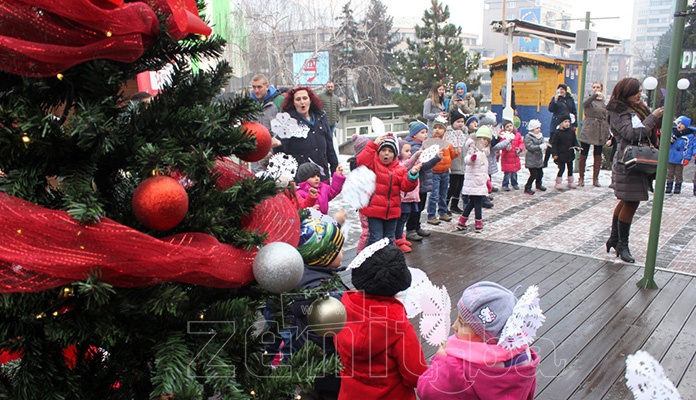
left=419, top=285, right=451, bottom=347
left=341, top=166, right=376, bottom=210
left=371, top=117, right=385, bottom=136
left=271, top=113, right=310, bottom=139
left=625, top=351, right=682, bottom=400
left=347, top=237, right=389, bottom=271
left=419, top=145, right=440, bottom=164
left=395, top=267, right=435, bottom=318
left=264, top=153, right=298, bottom=187
left=497, top=285, right=545, bottom=351
left=445, top=130, right=466, bottom=148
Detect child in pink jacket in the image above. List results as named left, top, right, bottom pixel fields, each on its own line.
left=295, top=162, right=345, bottom=214
left=499, top=119, right=525, bottom=191
left=417, top=281, right=539, bottom=399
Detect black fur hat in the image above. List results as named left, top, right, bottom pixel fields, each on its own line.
left=351, top=244, right=412, bottom=297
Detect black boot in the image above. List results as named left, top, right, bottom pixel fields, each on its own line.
left=450, top=197, right=463, bottom=214
left=606, top=215, right=619, bottom=253
left=616, top=220, right=635, bottom=263
left=666, top=181, right=673, bottom=194
left=674, top=182, right=682, bottom=194
left=482, top=197, right=494, bottom=209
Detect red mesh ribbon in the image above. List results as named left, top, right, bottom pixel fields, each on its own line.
left=0, top=0, right=212, bottom=77
left=0, top=159, right=300, bottom=293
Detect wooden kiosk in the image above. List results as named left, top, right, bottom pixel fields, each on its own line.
left=485, top=52, right=582, bottom=136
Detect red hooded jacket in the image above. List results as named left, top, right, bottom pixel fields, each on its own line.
left=336, top=291, right=428, bottom=400
left=357, top=141, right=419, bottom=220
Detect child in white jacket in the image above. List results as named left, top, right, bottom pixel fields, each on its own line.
left=457, top=126, right=493, bottom=233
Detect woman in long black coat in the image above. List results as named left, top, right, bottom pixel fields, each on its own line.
left=279, top=86, right=339, bottom=182
left=605, top=78, right=663, bottom=263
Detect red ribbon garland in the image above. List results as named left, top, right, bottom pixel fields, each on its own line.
left=0, top=159, right=300, bottom=293
left=0, top=0, right=212, bottom=77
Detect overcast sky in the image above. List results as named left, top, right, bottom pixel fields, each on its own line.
left=377, top=0, right=634, bottom=41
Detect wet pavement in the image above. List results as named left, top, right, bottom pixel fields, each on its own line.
left=330, top=156, right=696, bottom=275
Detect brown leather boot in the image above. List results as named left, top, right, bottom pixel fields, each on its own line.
left=578, top=154, right=587, bottom=186
left=592, top=155, right=601, bottom=187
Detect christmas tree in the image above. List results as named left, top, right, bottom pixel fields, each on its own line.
left=392, top=0, right=481, bottom=117
left=0, top=1, right=336, bottom=398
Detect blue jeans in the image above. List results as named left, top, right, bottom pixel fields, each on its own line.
left=502, top=172, right=518, bottom=188
left=428, top=172, right=450, bottom=219
left=367, top=217, right=398, bottom=246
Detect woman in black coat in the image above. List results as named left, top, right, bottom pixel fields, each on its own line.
left=605, top=78, right=663, bottom=262
left=279, top=86, right=339, bottom=182
left=544, top=84, right=578, bottom=167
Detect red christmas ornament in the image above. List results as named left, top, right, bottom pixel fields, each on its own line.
left=132, top=175, right=188, bottom=231
left=238, top=121, right=272, bottom=162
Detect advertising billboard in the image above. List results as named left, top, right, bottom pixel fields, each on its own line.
left=293, top=51, right=330, bottom=85
left=519, top=8, right=541, bottom=53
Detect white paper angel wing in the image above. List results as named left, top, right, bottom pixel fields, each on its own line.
left=445, top=131, right=466, bottom=148
left=371, top=117, right=386, bottom=137
left=419, top=145, right=440, bottom=164
left=342, top=166, right=376, bottom=210
left=347, top=238, right=389, bottom=271
left=419, top=285, right=451, bottom=347
left=498, top=285, right=545, bottom=351
left=265, top=152, right=298, bottom=187
left=271, top=112, right=310, bottom=139
left=625, top=351, right=682, bottom=400
left=395, top=268, right=436, bottom=318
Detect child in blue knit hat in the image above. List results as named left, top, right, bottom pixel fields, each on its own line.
left=666, top=116, right=696, bottom=194
left=405, top=121, right=443, bottom=240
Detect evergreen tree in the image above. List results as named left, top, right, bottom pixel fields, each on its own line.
left=331, top=1, right=366, bottom=105
left=392, top=0, right=481, bottom=117
left=0, top=1, right=335, bottom=398
left=362, top=0, right=401, bottom=105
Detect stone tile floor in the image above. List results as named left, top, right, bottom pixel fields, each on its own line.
left=330, top=156, right=696, bottom=275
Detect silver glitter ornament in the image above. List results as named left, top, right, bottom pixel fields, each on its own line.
left=253, top=242, right=304, bottom=293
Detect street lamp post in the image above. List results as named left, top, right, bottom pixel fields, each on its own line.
left=643, top=76, right=658, bottom=109
left=677, top=78, right=690, bottom=116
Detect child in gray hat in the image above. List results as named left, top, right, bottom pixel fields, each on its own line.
left=417, top=281, right=540, bottom=399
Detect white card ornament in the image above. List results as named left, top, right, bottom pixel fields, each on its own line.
left=498, top=285, right=545, bottom=351
left=371, top=117, right=386, bottom=136
left=347, top=237, right=389, bottom=271
left=341, top=166, right=376, bottom=210
left=419, top=285, right=451, bottom=347
left=631, top=114, right=645, bottom=129
left=445, top=131, right=466, bottom=148
left=625, top=351, right=682, bottom=400
left=265, top=152, right=298, bottom=187
left=395, top=268, right=436, bottom=318
left=419, top=145, right=440, bottom=164
left=271, top=112, right=310, bottom=139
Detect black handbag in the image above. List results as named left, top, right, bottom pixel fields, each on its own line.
left=622, top=143, right=659, bottom=174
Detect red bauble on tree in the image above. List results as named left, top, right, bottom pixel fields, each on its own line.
left=238, top=121, right=272, bottom=162
left=132, top=175, right=189, bottom=231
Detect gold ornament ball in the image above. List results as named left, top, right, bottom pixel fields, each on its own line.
left=307, top=296, right=346, bottom=336
left=132, top=175, right=189, bottom=231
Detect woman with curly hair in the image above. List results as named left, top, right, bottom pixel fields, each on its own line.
left=605, top=78, right=663, bottom=263
left=278, top=86, right=339, bottom=182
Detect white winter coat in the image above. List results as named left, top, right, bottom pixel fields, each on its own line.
left=461, top=149, right=489, bottom=196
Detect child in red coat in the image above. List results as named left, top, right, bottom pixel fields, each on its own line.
left=336, top=242, right=427, bottom=400
left=357, top=135, right=421, bottom=246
